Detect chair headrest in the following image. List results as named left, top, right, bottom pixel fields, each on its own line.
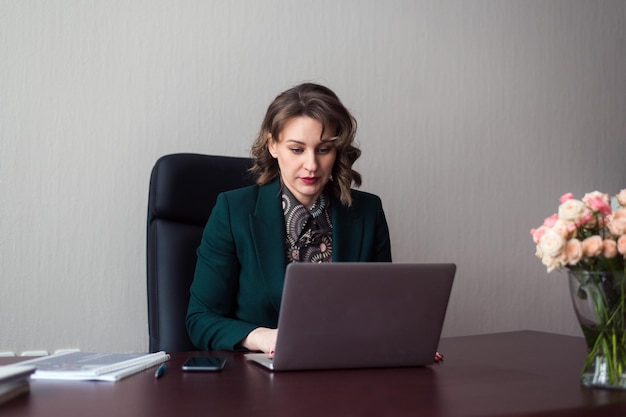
left=148, top=153, right=254, bottom=226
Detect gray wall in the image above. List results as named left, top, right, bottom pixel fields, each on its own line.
left=2, top=0, right=625, bottom=353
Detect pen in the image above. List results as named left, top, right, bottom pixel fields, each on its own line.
left=154, top=363, right=167, bottom=379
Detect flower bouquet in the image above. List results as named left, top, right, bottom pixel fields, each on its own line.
left=531, top=189, right=626, bottom=389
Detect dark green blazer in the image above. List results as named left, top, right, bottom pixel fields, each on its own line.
left=186, top=179, right=392, bottom=351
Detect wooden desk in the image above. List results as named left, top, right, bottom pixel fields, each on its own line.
left=2, top=331, right=626, bottom=416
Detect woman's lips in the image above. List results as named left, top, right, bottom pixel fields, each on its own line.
left=300, top=177, right=319, bottom=185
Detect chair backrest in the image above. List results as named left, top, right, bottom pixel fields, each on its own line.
left=147, top=153, right=254, bottom=352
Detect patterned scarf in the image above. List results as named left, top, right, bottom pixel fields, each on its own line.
left=282, top=187, right=333, bottom=263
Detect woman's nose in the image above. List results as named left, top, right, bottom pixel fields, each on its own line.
left=303, top=152, right=318, bottom=172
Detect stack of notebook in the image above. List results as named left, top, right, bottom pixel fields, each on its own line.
left=13, top=351, right=170, bottom=382
left=0, top=365, right=35, bottom=405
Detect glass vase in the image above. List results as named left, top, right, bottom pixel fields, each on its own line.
left=568, top=269, right=626, bottom=389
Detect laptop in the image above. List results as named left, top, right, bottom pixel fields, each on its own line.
left=245, top=262, right=456, bottom=371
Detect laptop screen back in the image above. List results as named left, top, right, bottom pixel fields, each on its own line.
left=265, top=262, right=456, bottom=371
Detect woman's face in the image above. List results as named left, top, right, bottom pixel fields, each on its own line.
left=268, top=116, right=336, bottom=209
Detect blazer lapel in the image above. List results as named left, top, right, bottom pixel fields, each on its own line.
left=248, top=183, right=366, bottom=310
left=332, top=196, right=364, bottom=262
left=250, top=179, right=286, bottom=312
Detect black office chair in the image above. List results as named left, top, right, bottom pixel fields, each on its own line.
left=146, top=153, right=254, bottom=352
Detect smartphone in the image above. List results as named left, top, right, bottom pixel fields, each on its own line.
left=181, top=357, right=227, bottom=372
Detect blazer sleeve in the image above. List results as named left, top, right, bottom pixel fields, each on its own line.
left=370, top=194, right=393, bottom=262
left=185, top=192, right=259, bottom=351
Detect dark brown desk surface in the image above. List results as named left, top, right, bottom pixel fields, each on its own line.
left=2, top=331, right=626, bottom=417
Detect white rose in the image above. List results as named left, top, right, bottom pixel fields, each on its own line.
left=558, top=199, right=587, bottom=222
left=542, top=252, right=567, bottom=272
left=617, top=189, right=626, bottom=207
left=552, top=219, right=576, bottom=240
left=539, top=229, right=566, bottom=258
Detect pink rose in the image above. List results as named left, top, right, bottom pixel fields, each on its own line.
left=617, top=189, right=626, bottom=207
left=607, top=208, right=626, bottom=236
left=576, top=210, right=594, bottom=228
left=585, top=196, right=612, bottom=216
left=530, top=226, right=547, bottom=244
left=618, top=235, right=626, bottom=257
left=582, top=236, right=603, bottom=257
left=583, top=191, right=610, bottom=207
left=565, top=239, right=583, bottom=265
left=602, top=239, right=618, bottom=259
left=560, top=193, right=574, bottom=203
left=543, top=214, right=558, bottom=227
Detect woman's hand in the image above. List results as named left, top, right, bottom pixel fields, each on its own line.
left=241, top=327, right=277, bottom=354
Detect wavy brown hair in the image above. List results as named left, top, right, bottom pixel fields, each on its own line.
left=250, top=83, right=361, bottom=206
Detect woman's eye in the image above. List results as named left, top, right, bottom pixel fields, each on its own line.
left=290, top=148, right=303, bottom=154
left=317, top=148, right=331, bottom=154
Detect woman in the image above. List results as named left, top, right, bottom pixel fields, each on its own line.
left=186, top=83, right=392, bottom=354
